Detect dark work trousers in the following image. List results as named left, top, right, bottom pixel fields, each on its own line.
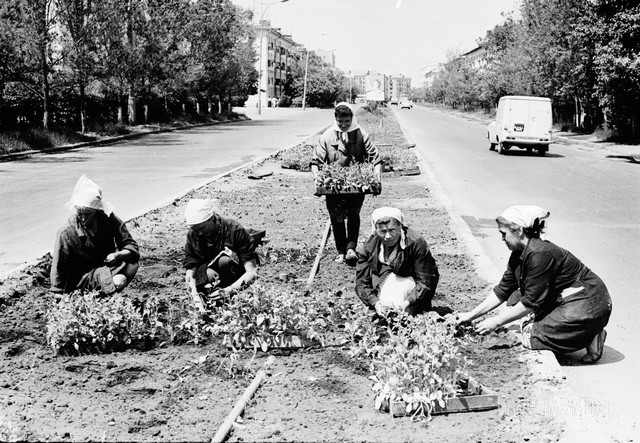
left=325, top=194, right=366, bottom=254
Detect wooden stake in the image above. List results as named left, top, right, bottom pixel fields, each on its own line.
left=307, top=220, right=332, bottom=287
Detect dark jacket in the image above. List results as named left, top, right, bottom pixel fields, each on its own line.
left=494, top=238, right=609, bottom=316
left=184, top=215, right=257, bottom=270
left=311, top=126, right=381, bottom=167
left=355, top=227, right=439, bottom=313
left=50, top=212, right=139, bottom=293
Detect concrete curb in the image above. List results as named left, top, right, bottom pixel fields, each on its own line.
left=0, top=117, right=250, bottom=162
left=394, top=110, right=612, bottom=442
left=0, top=125, right=319, bottom=282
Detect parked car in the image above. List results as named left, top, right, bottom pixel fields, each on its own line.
left=487, top=95, right=552, bottom=156
left=399, top=97, right=413, bottom=109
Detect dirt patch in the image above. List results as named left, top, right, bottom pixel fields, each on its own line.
left=0, top=111, right=564, bottom=442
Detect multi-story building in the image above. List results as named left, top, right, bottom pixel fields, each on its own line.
left=387, top=74, right=412, bottom=101
left=246, top=20, right=301, bottom=109
left=461, top=46, right=487, bottom=71
left=351, top=71, right=412, bottom=103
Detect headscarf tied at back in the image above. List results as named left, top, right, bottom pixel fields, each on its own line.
left=331, top=101, right=360, bottom=143
left=184, top=199, right=216, bottom=225
left=370, top=206, right=406, bottom=233
left=65, top=174, right=113, bottom=216
left=500, top=205, right=550, bottom=229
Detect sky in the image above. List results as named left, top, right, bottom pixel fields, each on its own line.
left=231, top=0, right=521, bottom=84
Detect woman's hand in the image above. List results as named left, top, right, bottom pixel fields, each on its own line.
left=104, top=252, right=121, bottom=266
left=455, top=311, right=474, bottom=324
left=475, top=317, right=501, bottom=335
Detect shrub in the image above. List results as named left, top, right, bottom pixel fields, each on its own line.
left=346, top=312, right=468, bottom=420
left=278, top=143, right=314, bottom=171
left=46, top=291, right=150, bottom=355
left=207, top=284, right=328, bottom=351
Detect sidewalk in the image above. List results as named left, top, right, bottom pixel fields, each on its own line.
left=553, top=131, right=640, bottom=159
left=0, top=117, right=249, bottom=162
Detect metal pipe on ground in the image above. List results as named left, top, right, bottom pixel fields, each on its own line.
left=307, top=220, right=332, bottom=286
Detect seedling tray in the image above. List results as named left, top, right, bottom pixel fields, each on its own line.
left=387, top=377, right=499, bottom=417
left=314, top=185, right=381, bottom=196
left=223, top=334, right=318, bottom=351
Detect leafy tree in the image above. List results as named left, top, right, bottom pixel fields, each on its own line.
left=288, top=52, right=346, bottom=108
left=592, top=0, right=640, bottom=140
left=56, top=0, right=100, bottom=133
left=3, top=0, right=60, bottom=129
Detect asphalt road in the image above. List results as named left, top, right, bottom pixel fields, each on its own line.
left=0, top=107, right=333, bottom=278
left=393, top=104, right=639, bottom=442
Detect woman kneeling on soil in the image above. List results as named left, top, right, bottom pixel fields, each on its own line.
left=355, top=207, right=439, bottom=316
left=50, top=174, right=140, bottom=296
left=457, top=205, right=611, bottom=364
left=183, top=199, right=258, bottom=309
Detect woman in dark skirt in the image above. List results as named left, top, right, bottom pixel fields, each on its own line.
left=457, top=205, right=612, bottom=364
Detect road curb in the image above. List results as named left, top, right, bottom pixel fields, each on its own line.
left=394, top=111, right=612, bottom=442
left=0, top=125, right=318, bottom=281
left=0, top=117, right=250, bottom=162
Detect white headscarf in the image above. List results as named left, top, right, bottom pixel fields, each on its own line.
left=371, top=207, right=407, bottom=252
left=65, top=174, right=113, bottom=216
left=331, top=102, right=360, bottom=143
left=371, top=207, right=405, bottom=232
left=500, top=205, right=550, bottom=229
left=184, top=199, right=216, bottom=225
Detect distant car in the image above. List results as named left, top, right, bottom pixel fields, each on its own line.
left=399, top=98, right=413, bottom=109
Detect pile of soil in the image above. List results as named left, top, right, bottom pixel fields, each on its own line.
left=0, top=109, right=563, bottom=442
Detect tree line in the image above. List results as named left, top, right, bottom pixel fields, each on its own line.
left=0, top=0, right=350, bottom=136
left=420, top=0, right=640, bottom=142
left=0, top=0, right=258, bottom=133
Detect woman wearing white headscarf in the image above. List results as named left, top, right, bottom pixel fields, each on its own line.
left=183, top=199, right=258, bottom=309
left=50, top=175, right=139, bottom=295
left=458, top=205, right=612, bottom=364
left=355, top=207, right=439, bottom=316
left=311, top=102, right=382, bottom=265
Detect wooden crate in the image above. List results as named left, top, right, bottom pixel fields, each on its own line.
left=387, top=379, right=499, bottom=417
left=314, top=184, right=381, bottom=196
left=223, top=334, right=318, bottom=351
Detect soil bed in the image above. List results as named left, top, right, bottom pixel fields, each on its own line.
left=0, top=108, right=563, bottom=442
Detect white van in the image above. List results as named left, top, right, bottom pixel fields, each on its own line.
left=487, top=96, right=552, bottom=156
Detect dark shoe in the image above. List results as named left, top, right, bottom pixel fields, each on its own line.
left=581, top=329, right=607, bottom=364
left=344, top=249, right=358, bottom=266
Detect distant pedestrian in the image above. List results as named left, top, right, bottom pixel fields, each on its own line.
left=311, top=102, right=382, bottom=265
left=457, top=205, right=612, bottom=364
left=50, top=175, right=140, bottom=296
left=183, top=199, right=258, bottom=311
left=356, top=207, right=439, bottom=316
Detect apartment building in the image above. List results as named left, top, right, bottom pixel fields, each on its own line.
left=247, top=20, right=301, bottom=108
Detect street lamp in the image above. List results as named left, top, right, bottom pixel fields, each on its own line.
left=302, top=32, right=326, bottom=111
left=257, top=0, right=289, bottom=115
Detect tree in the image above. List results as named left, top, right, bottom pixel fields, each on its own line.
left=4, top=0, right=60, bottom=129
left=56, top=0, right=100, bottom=133
left=592, top=0, right=640, bottom=140
left=287, top=52, right=346, bottom=108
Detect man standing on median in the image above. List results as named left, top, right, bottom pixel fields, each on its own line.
left=311, top=102, right=382, bottom=266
